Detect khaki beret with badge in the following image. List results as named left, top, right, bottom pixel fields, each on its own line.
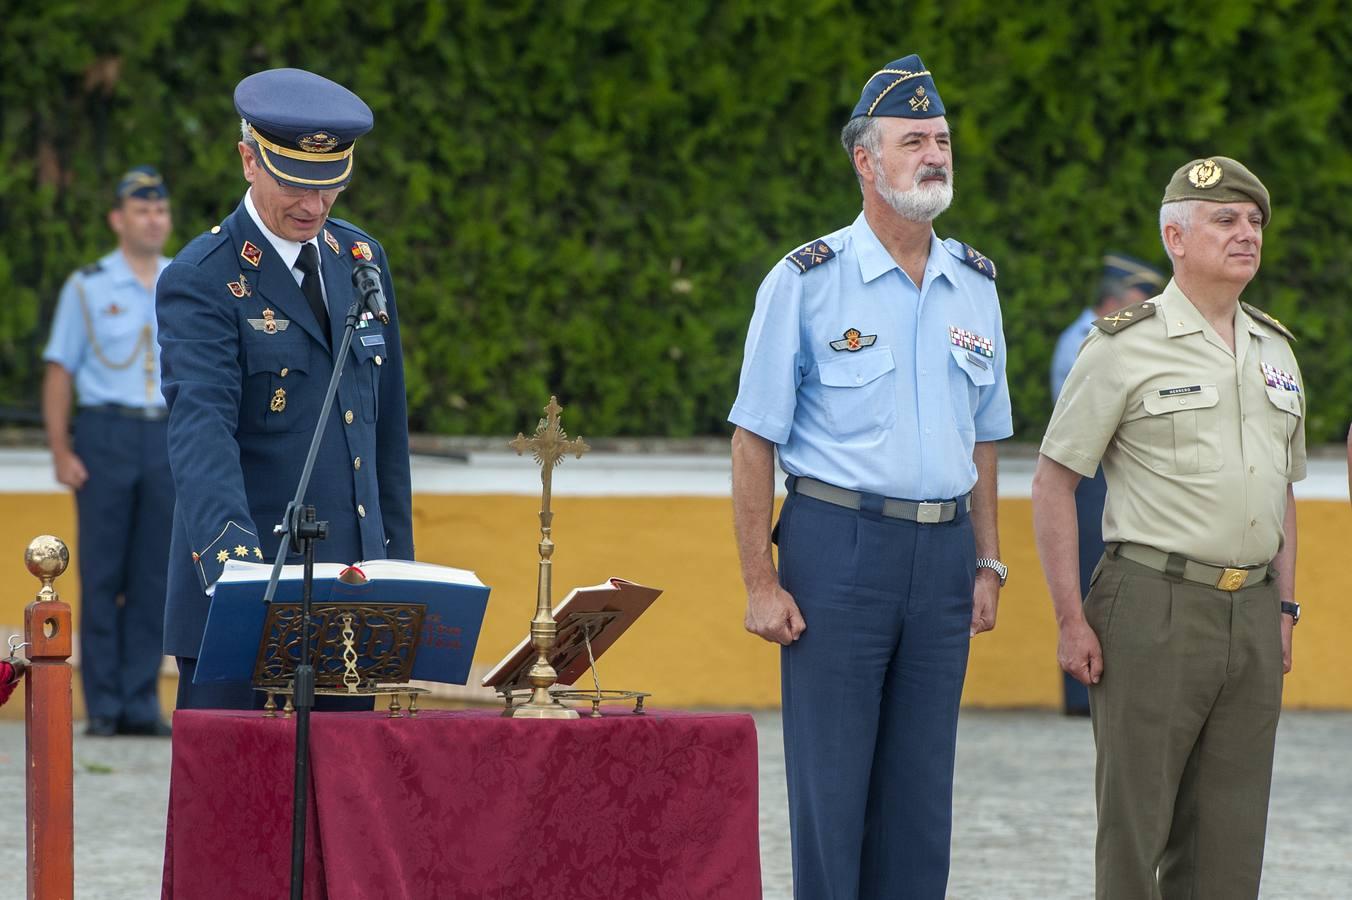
left=1162, top=156, right=1271, bottom=227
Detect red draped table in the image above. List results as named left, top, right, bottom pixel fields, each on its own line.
left=161, top=708, right=762, bottom=899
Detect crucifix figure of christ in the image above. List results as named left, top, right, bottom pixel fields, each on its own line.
left=507, top=396, right=590, bottom=718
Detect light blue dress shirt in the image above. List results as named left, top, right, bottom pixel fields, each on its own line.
left=44, top=249, right=170, bottom=408
left=730, top=212, right=1013, bottom=500
left=1050, top=307, right=1096, bottom=401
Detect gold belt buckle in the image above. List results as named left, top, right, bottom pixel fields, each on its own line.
left=1216, top=568, right=1248, bottom=591
left=916, top=502, right=943, bottom=524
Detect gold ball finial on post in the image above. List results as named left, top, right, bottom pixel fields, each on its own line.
left=25, top=536, right=69, bottom=603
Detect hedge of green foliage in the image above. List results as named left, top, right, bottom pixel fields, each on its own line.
left=6, top=0, right=1351, bottom=439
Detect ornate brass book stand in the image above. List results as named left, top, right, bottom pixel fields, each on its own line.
left=254, top=597, right=429, bottom=718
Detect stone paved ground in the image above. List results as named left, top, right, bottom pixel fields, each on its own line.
left=1, top=711, right=1348, bottom=898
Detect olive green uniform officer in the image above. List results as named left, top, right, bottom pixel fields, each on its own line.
left=1031, top=157, right=1303, bottom=900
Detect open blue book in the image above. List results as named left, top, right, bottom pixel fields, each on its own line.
left=193, top=559, right=490, bottom=686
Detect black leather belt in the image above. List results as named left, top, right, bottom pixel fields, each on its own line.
left=789, top=475, right=971, bottom=524
left=80, top=404, right=168, bottom=421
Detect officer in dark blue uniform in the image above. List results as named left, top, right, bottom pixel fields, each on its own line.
left=156, top=68, right=414, bottom=709
left=730, top=56, right=1012, bottom=899
left=43, top=167, right=175, bottom=736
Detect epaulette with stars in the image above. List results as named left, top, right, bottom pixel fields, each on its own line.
left=959, top=243, right=997, bottom=280
left=1242, top=302, right=1296, bottom=342
left=78, top=262, right=103, bottom=277
left=1092, top=299, right=1158, bottom=334
left=785, top=240, right=836, bottom=274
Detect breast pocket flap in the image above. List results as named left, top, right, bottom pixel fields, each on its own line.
left=818, top=348, right=895, bottom=388
left=1264, top=388, right=1301, bottom=417
left=244, top=336, right=311, bottom=376
left=1142, top=384, right=1219, bottom=415
left=949, top=347, right=996, bottom=386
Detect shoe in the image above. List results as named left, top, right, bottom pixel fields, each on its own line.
left=117, top=719, right=172, bottom=737
left=85, top=717, right=118, bottom=737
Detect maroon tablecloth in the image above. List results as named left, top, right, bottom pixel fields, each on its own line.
left=162, top=708, right=762, bottom=899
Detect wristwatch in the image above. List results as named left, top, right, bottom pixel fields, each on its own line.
left=976, top=558, right=1008, bottom=587
left=1280, top=600, right=1300, bottom=625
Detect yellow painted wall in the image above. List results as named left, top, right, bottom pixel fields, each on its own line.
left=1, top=493, right=1348, bottom=718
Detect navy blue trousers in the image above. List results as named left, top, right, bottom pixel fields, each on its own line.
left=777, top=487, right=975, bottom=900
left=73, top=408, right=174, bottom=726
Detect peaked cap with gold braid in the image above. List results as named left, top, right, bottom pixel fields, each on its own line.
left=234, top=68, right=372, bottom=189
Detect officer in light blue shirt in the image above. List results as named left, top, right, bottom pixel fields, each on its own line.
left=1048, top=253, right=1164, bottom=716
left=41, top=166, right=174, bottom=737
left=729, top=55, right=1012, bottom=900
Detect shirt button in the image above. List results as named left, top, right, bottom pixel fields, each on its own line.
left=345, top=410, right=354, bottom=425
left=855, top=375, right=862, bottom=384
left=354, top=457, right=362, bottom=470
left=358, top=504, right=366, bottom=518
left=280, top=367, right=289, bottom=378
left=1250, top=519, right=1257, bottom=527
left=374, top=355, right=383, bottom=366
left=1249, top=466, right=1255, bottom=474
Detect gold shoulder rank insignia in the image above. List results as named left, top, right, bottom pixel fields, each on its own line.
left=786, top=241, right=836, bottom=274
left=959, top=243, right=997, bottom=280
left=1093, top=298, right=1158, bottom=334
left=1241, top=302, right=1296, bottom=342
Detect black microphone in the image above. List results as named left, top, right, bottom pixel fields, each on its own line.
left=351, top=261, right=390, bottom=324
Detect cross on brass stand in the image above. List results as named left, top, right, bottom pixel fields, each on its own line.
left=507, top=396, right=589, bottom=719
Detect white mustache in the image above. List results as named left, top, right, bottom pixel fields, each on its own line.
left=915, top=167, right=949, bottom=185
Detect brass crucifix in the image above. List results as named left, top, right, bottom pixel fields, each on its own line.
left=506, top=396, right=589, bottom=718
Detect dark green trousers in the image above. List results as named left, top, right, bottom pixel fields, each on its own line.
left=1085, top=552, right=1283, bottom=900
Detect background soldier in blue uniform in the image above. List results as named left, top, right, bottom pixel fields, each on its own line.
left=729, top=55, right=1013, bottom=899
left=156, top=68, right=414, bottom=710
left=1049, top=252, right=1164, bottom=716
left=42, top=166, right=174, bottom=737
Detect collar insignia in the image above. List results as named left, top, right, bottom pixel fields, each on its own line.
left=240, top=240, right=263, bottom=268
left=324, top=229, right=341, bottom=255
left=829, top=328, right=877, bottom=352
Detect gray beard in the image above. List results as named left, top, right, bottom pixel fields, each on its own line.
left=877, top=173, right=954, bottom=222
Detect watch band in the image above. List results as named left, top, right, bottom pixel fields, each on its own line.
left=975, top=557, right=1008, bottom=587
left=1280, top=600, right=1300, bottom=625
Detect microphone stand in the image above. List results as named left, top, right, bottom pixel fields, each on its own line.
left=258, top=298, right=365, bottom=900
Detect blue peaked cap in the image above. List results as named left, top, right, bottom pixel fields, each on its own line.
left=234, top=68, right=373, bottom=189
left=850, top=54, right=946, bottom=120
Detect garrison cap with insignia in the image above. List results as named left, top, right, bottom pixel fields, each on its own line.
left=786, top=240, right=836, bottom=273
left=115, top=165, right=169, bottom=203
left=1093, top=298, right=1158, bottom=334
left=850, top=53, right=945, bottom=120
left=235, top=68, right=373, bottom=190
left=1102, top=252, right=1165, bottom=294
left=1162, top=156, right=1271, bottom=227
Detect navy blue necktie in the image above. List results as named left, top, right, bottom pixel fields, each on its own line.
left=294, top=242, right=330, bottom=347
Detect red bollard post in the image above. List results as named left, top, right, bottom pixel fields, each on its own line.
left=24, top=535, right=73, bottom=900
